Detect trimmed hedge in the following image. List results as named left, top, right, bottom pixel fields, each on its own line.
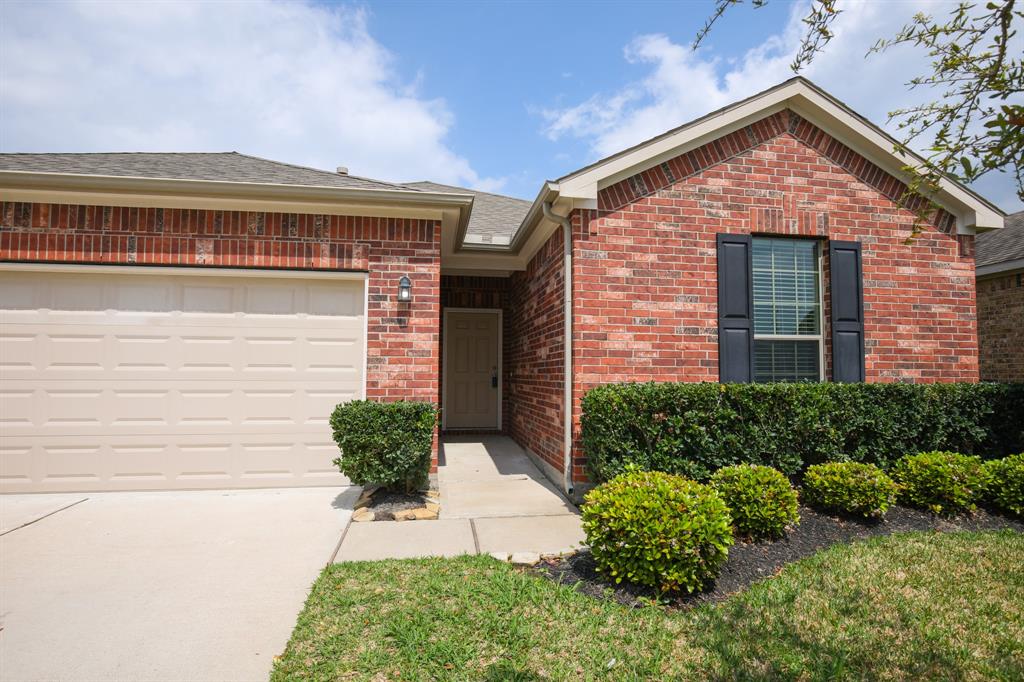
left=330, top=400, right=437, bottom=493
left=984, top=453, right=1024, bottom=517
left=892, top=451, right=991, bottom=515
left=582, top=469, right=733, bottom=594
left=581, top=382, right=1024, bottom=483
left=802, top=462, right=898, bottom=518
left=710, top=464, right=799, bottom=538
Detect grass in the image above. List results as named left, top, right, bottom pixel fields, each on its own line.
left=273, top=531, right=1024, bottom=681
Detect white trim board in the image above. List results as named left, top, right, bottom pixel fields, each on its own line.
left=0, top=261, right=370, bottom=280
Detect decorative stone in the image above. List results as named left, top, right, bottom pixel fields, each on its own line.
left=425, top=502, right=441, bottom=513
left=392, top=509, right=416, bottom=521
left=426, top=490, right=441, bottom=499
left=355, top=486, right=378, bottom=507
left=352, top=509, right=375, bottom=523
left=509, top=551, right=541, bottom=566
left=411, top=507, right=438, bottom=520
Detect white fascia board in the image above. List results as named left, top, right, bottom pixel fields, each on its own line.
left=0, top=170, right=473, bottom=221
left=442, top=251, right=526, bottom=271
left=787, top=91, right=1003, bottom=232
left=557, top=85, right=798, bottom=200
left=552, top=80, right=1003, bottom=232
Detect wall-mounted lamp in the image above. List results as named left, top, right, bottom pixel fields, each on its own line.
left=397, top=275, right=412, bottom=302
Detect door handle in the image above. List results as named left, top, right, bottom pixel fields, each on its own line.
left=491, top=368, right=498, bottom=388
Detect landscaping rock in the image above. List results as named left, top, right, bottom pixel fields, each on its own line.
left=352, top=509, right=375, bottom=523
left=392, top=509, right=416, bottom=521
left=425, top=502, right=441, bottom=513
left=510, top=551, right=541, bottom=566
left=411, top=507, right=438, bottom=520
left=489, top=551, right=510, bottom=562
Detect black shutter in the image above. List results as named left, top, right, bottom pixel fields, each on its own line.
left=717, top=233, right=754, bottom=382
left=829, top=240, right=865, bottom=382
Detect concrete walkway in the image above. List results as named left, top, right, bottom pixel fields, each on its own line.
left=336, top=436, right=584, bottom=562
left=1, top=487, right=354, bottom=682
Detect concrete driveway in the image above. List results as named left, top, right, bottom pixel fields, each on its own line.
left=0, top=486, right=355, bottom=682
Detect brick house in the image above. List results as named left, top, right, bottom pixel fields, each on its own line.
left=976, top=210, right=1024, bottom=381
left=0, top=78, right=1005, bottom=496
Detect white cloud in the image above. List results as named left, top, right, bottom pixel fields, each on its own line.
left=0, top=0, right=503, bottom=191
left=542, top=0, right=1022, bottom=212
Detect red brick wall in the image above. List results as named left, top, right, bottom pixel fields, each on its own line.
left=977, top=271, right=1024, bottom=381
left=440, top=274, right=511, bottom=428
left=508, top=230, right=565, bottom=474
left=570, top=109, right=979, bottom=483
left=0, top=200, right=442, bottom=458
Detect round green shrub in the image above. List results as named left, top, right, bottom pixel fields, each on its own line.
left=329, top=400, right=437, bottom=493
left=581, top=469, right=734, bottom=594
left=983, top=453, right=1024, bottom=517
left=801, top=462, right=898, bottom=518
left=892, top=451, right=991, bottom=515
left=709, top=464, right=799, bottom=538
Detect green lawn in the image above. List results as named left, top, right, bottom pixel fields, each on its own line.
left=273, top=531, right=1024, bottom=681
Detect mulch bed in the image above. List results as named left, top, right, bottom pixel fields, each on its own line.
left=534, top=505, right=1024, bottom=610
left=364, top=489, right=432, bottom=519
left=364, top=489, right=428, bottom=516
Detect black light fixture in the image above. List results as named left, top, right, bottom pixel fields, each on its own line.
left=397, top=275, right=412, bottom=302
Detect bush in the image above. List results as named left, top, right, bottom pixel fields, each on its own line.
left=802, top=462, right=898, bottom=518
left=984, top=453, right=1024, bottom=517
left=892, top=451, right=991, bottom=515
left=709, top=464, right=799, bottom=538
left=580, top=382, right=1024, bottom=484
left=329, top=400, right=437, bottom=493
left=581, top=469, right=733, bottom=594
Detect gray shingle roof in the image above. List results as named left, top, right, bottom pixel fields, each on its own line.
left=0, top=152, right=411, bottom=192
left=405, top=181, right=529, bottom=246
left=977, top=210, right=1024, bottom=268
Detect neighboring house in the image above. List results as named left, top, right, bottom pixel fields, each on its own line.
left=0, top=77, right=1005, bottom=496
left=976, top=210, right=1024, bottom=381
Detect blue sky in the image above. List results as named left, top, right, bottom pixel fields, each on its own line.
left=1, top=0, right=1020, bottom=211
left=363, top=0, right=793, bottom=193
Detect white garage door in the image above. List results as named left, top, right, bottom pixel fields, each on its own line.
left=0, top=268, right=365, bottom=492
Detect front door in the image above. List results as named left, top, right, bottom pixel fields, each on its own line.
left=444, top=311, right=499, bottom=429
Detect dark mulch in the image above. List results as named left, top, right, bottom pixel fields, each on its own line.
left=362, top=489, right=435, bottom=520
left=535, top=505, right=1024, bottom=610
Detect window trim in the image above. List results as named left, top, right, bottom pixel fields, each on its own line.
left=751, top=237, right=825, bottom=382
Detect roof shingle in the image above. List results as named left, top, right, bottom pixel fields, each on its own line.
left=405, top=181, right=530, bottom=246
left=977, top=210, right=1024, bottom=268
left=0, top=152, right=411, bottom=192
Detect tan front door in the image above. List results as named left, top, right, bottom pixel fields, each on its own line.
left=444, top=311, right=499, bottom=429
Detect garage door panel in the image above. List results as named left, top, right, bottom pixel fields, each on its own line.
left=0, top=270, right=363, bottom=492
left=1, top=381, right=361, bottom=436
left=1, top=434, right=348, bottom=492
left=2, top=326, right=363, bottom=379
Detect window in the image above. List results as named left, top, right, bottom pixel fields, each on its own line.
left=752, top=238, right=822, bottom=382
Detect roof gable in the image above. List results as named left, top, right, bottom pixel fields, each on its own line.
left=595, top=107, right=961, bottom=235
left=551, top=77, right=1002, bottom=234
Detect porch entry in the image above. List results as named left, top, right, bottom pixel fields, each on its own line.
left=443, top=309, right=501, bottom=430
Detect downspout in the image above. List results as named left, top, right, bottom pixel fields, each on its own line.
left=542, top=201, right=574, bottom=497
